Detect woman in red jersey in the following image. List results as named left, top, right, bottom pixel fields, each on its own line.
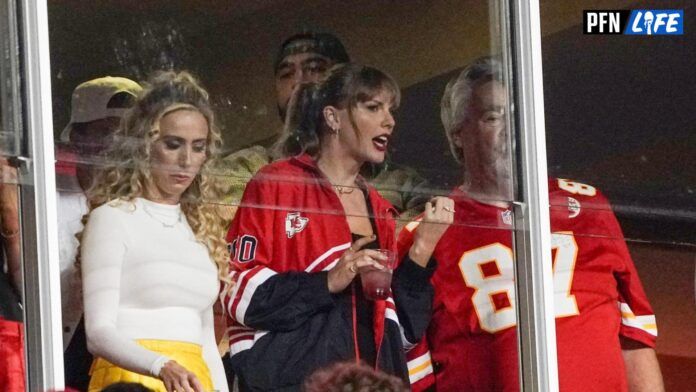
left=223, top=63, right=453, bottom=391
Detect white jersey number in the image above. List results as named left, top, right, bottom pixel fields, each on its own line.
left=558, top=179, right=596, bottom=197
left=458, top=233, right=579, bottom=333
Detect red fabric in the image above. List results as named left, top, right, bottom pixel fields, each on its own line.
left=55, top=146, right=78, bottom=177
left=400, top=179, right=656, bottom=392
left=0, top=317, right=26, bottom=392
left=227, top=154, right=397, bottom=273
left=224, top=154, right=398, bottom=356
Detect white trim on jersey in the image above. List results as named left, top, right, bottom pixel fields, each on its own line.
left=407, top=350, right=434, bottom=384
left=404, top=218, right=423, bottom=233
left=619, top=302, right=658, bottom=337
left=255, top=330, right=269, bottom=341
left=227, top=324, right=270, bottom=356
left=305, top=242, right=351, bottom=272
left=230, top=336, right=254, bottom=355
left=323, top=259, right=339, bottom=271
left=226, top=272, right=241, bottom=319
left=227, top=266, right=277, bottom=326
left=228, top=242, right=351, bottom=324
left=227, top=323, right=255, bottom=356
left=385, top=297, right=416, bottom=350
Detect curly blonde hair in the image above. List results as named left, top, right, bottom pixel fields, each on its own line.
left=79, top=71, right=229, bottom=283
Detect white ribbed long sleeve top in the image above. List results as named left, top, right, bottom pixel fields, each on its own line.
left=81, top=197, right=228, bottom=392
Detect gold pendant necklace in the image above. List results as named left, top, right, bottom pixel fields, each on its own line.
left=333, top=184, right=355, bottom=195
left=142, top=203, right=183, bottom=228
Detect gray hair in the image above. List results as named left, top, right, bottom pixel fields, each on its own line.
left=440, top=56, right=503, bottom=164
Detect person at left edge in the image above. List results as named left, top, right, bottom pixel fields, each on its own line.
left=0, top=157, right=24, bottom=392
left=222, top=63, right=453, bottom=391
left=58, top=76, right=142, bottom=392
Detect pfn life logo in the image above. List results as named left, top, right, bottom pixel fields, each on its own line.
left=583, top=10, right=684, bottom=35
left=625, top=10, right=683, bottom=35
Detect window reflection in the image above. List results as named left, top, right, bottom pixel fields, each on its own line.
left=57, top=76, right=142, bottom=391
left=1, top=1, right=25, bottom=388
left=0, top=157, right=24, bottom=392
left=542, top=3, right=696, bottom=390
left=36, top=1, right=696, bottom=391
left=76, top=72, right=229, bottom=392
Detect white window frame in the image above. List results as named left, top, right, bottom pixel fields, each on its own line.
left=506, top=0, right=559, bottom=390
left=15, top=0, right=557, bottom=390
left=16, top=0, right=64, bottom=389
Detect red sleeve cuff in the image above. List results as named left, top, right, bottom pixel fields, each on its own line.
left=620, top=325, right=657, bottom=349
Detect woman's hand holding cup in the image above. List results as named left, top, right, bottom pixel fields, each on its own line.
left=327, top=235, right=388, bottom=294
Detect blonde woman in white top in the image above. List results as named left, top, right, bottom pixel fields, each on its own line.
left=80, top=71, right=229, bottom=392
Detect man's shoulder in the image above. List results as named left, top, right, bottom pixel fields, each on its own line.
left=218, top=145, right=272, bottom=174
left=255, top=156, right=307, bottom=176
left=548, top=178, right=610, bottom=205
left=369, top=162, right=426, bottom=188
left=548, top=178, right=618, bottom=231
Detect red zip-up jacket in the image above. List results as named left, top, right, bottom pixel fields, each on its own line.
left=223, top=154, right=434, bottom=391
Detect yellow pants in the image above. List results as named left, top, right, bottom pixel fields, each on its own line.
left=88, top=339, right=213, bottom=392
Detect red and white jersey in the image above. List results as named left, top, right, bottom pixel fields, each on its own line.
left=222, top=154, right=400, bottom=356
left=398, top=179, right=657, bottom=392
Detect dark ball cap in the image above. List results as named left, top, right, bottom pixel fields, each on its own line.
left=274, top=32, right=350, bottom=73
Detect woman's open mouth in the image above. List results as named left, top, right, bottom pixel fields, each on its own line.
left=372, top=135, right=390, bottom=152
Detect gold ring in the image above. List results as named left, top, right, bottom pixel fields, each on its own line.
left=349, top=263, right=357, bottom=273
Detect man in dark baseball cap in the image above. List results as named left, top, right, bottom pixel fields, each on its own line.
left=218, top=31, right=351, bottom=207
left=220, top=30, right=429, bottom=215
left=273, top=31, right=350, bottom=119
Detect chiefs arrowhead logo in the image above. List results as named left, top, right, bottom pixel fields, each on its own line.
left=285, top=212, right=309, bottom=238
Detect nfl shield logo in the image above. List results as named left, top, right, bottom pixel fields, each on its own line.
left=501, top=210, right=513, bottom=226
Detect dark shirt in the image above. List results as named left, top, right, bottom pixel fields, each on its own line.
left=349, top=187, right=381, bottom=366
left=351, top=233, right=378, bottom=367
left=0, top=256, right=22, bottom=321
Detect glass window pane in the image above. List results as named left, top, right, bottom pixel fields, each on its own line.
left=46, top=1, right=543, bottom=391
left=0, top=0, right=22, bottom=158
left=1, top=1, right=26, bottom=391
left=542, top=3, right=696, bottom=391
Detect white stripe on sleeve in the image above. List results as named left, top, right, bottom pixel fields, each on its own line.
left=235, top=267, right=277, bottom=325
left=305, top=242, right=351, bottom=272
left=385, top=297, right=416, bottom=350
left=619, top=302, right=658, bottom=337
left=407, top=350, right=434, bottom=384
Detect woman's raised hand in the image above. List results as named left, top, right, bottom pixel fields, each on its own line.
left=159, top=360, right=205, bottom=392
left=327, top=235, right=388, bottom=293
left=409, top=196, right=455, bottom=267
